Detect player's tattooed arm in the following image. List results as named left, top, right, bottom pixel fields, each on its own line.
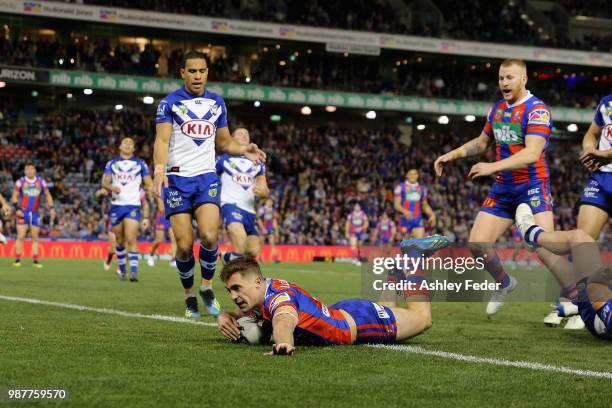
left=267, top=306, right=298, bottom=356
left=456, top=132, right=492, bottom=158
left=580, top=121, right=609, bottom=171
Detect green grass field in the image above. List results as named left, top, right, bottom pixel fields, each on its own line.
left=1, top=259, right=610, bottom=407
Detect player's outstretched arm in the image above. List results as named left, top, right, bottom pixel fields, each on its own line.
left=266, top=305, right=298, bottom=356
left=469, top=135, right=546, bottom=179
left=434, top=131, right=491, bottom=176
left=216, top=127, right=266, bottom=164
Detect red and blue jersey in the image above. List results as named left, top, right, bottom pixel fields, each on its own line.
left=261, top=278, right=352, bottom=346
left=257, top=206, right=276, bottom=230
left=482, top=92, right=552, bottom=184
left=14, top=176, right=48, bottom=212
left=347, top=210, right=368, bottom=234
left=394, top=182, right=427, bottom=219
left=377, top=219, right=395, bottom=242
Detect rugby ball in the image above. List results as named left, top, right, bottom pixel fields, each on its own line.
left=237, top=316, right=272, bottom=345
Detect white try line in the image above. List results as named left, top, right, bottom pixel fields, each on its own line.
left=368, top=344, right=612, bottom=380
left=2, top=294, right=611, bottom=380
left=0, top=294, right=217, bottom=327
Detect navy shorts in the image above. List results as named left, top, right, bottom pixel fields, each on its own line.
left=579, top=171, right=611, bottom=215
left=330, top=298, right=397, bottom=344
left=109, top=205, right=141, bottom=227
left=400, top=217, right=423, bottom=235
left=480, top=180, right=553, bottom=219
left=17, top=210, right=41, bottom=227
left=221, top=203, right=259, bottom=236
left=163, top=173, right=220, bottom=218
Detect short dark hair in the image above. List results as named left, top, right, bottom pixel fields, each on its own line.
left=220, top=256, right=263, bottom=283
left=24, top=162, right=35, bottom=168
left=181, top=50, right=208, bottom=68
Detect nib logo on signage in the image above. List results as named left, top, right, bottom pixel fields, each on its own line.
left=176, top=98, right=221, bottom=146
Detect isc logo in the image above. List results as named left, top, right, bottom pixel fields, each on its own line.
left=232, top=173, right=254, bottom=187
left=180, top=119, right=216, bottom=140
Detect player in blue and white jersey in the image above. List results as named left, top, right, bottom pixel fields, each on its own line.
left=101, top=137, right=153, bottom=282
left=154, top=51, right=266, bottom=318
left=217, top=128, right=269, bottom=263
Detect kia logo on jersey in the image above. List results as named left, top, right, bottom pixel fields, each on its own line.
left=180, top=119, right=216, bottom=140
left=232, top=173, right=254, bottom=187
left=116, top=172, right=136, bottom=184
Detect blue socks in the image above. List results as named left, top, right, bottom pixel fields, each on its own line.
left=116, top=245, right=127, bottom=275
left=199, top=244, right=218, bottom=281
left=176, top=256, right=195, bottom=289
left=524, top=225, right=544, bottom=246
left=128, top=252, right=139, bottom=278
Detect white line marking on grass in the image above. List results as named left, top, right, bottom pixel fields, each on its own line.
left=368, top=344, right=612, bottom=380
left=0, top=295, right=217, bottom=327
left=3, top=294, right=611, bottom=380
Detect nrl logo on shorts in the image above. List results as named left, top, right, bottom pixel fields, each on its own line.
left=208, top=187, right=217, bottom=197
left=530, top=196, right=541, bottom=208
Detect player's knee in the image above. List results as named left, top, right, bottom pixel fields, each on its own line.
left=199, top=230, right=217, bottom=248
left=569, top=229, right=594, bottom=245
left=468, top=242, right=490, bottom=259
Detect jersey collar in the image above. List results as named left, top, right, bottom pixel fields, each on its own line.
left=25, top=176, right=36, bottom=183
left=506, top=90, right=532, bottom=108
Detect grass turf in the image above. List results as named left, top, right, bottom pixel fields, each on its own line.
left=0, top=259, right=610, bottom=407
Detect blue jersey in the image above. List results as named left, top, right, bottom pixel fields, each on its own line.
left=155, top=87, right=228, bottom=177
left=593, top=94, right=612, bottom=173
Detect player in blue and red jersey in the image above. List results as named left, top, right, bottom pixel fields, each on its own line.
left=345, top=202, right=369, bottom=265
left=257, top=198, right=278, bottom=263
left=434, top=59, right=573, bottom=316
left=394, top=169, right=436, bottom=238
left=372, top=212, right=396, bottom=258
left=217, top=235, right=451, bottom=354
left=11, top=163, right=55, bottom=268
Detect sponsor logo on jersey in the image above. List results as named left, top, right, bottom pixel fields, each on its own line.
left=232, top=173, right=255, bottom=187
left=493, top=125, right=521, bottom=144
left=269, top=292, right=292, bottom=313
left=527, top=109, right=550, bottom=126
left=180, top=119, right=216, bottom=140
left=512, top=110, right=522, bottom=121
left=494, top=109, right=503, bottom=121
left=527, top=187, right=541, bottom=196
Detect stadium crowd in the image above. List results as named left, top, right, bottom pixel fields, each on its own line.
left=1, top=106, right=607, bottom=246
left=0, top=32, right=607, bottom=109
left=54, top=0, right=612, bottom=52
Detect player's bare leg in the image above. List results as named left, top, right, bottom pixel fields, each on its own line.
left=225, top=222, right=247, bottom=263
left=168, top=228, right=177, bottom=266
left=468, top=211, right=516, bottom=315
left=195, top=203, right=221, bottom=316
left=113, top=223, right=128, bottom=280
left=30, top=225, right=41, bottom=268
left=148, top=229, right=165, bottom=267
left=268, top=233, right=279, bottom=262
left=245, top=235, right=261, bottom=258
left=104, top=231, right=116, bottom=271
left=13, top=224, right=28, bottom=266
left=123, top=218, right=140, bottom=282
left=411, top=227, right=425, bottom=239
left=577, top=205, right=609, bottom=240
left=170, top=212, right=200, bottom=317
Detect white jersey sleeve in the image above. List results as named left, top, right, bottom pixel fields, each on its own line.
left=594, top=95, right=612, bottom=173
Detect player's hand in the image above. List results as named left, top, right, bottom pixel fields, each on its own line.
left=428, top=214, right=437, bottom=227
left=244, top=143, right=267, bottom=165
left=218, top=312, right=241, bottom=342
left=1, top=205, right=12, bottom=217
left=580, top=147, right=612, bottom=171
left=110, top=186, right=121, bottom=194
left=141, top=218, right=150, bottom=230
left=434, top=151, right=456, bottom=177
left=153, top=172, right=168, bottom=199
left=468, top=162, right=498, bottom=180
left=253, top=184, right=268, bottom=197
left=265, top=343, right=295, bottom=356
